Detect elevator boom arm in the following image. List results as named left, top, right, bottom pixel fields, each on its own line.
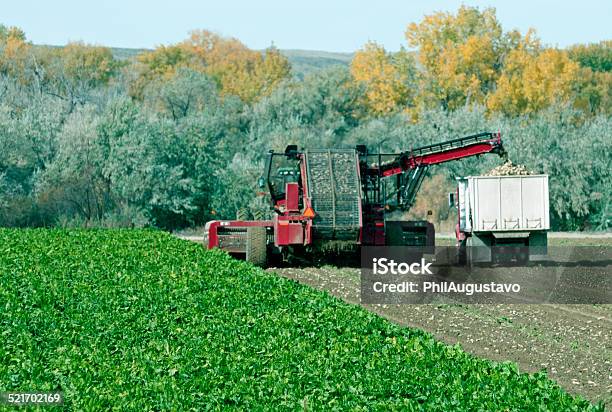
left=372, top=132, right=505, bottom=178
left=365, top=132, right=505, bottom=211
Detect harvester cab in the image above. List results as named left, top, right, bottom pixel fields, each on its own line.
left=262, top=148, right=301, bottom=204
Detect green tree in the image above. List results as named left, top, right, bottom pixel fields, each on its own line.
left=40, top=42, right=121, bottom=112
left=0, top=89, right=64, bottom=226
left=35, top=105, right=110, bottom=223
left=249, top=67, right=367, bottom=151
left=143, top=68, right=218, bottom=120
left=568, top=41, right=612, bottom=72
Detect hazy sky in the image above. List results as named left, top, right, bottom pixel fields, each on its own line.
left=3, top=0, right=611, bottom=51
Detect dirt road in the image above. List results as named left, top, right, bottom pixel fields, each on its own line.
left=271, top=265, right=611, bottom=405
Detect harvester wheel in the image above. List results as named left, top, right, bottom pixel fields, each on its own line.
left=246, top=227, right=267, bottom=268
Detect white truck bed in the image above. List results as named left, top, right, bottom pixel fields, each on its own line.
left=458, top=175, right=550, bottom=233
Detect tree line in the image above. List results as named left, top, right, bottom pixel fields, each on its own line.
left=0, top=6, right=609, bottom=231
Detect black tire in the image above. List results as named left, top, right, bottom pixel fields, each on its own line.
left=246, top=227, right=267, bottom=268
left=465, top=237, right=474, bottom=269
left=457, top=241, right=467, bottom=266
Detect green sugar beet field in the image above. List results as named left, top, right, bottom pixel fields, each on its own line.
left=0, top=229, right=602, bottom=410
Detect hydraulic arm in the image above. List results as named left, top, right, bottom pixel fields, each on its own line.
left=363, top=132, right=505, bottom=210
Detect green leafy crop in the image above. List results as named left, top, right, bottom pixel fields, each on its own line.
left=0, top=229, right=602, bottom=410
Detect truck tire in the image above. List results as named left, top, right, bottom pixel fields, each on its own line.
left=457, top=240, right=467, bottom=266
left=465, top=237, right=474, bottom=269
left=246, top=227, right=267, bottom=268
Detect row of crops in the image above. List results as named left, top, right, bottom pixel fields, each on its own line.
left=0, top=229, right=601, bottom=410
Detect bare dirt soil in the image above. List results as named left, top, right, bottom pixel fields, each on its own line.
left=270, top=265, right=611, bottom=405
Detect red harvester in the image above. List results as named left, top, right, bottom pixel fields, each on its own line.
left=204, top=132, right=505, bottom=266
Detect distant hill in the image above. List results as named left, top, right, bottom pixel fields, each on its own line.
left=279, top=49, right=353, bottom=78
left=106, top=47, right=352, bottom=78
left=110, top=47, right=148, bottom=60
left=35, top=44, right=352, bottom=78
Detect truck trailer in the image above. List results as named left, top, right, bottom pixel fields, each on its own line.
left=454, top=175, right=550, bottom=264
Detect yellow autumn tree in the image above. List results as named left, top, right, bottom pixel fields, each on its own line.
left=133, top=30, right=291, bottom=103
left=406, top=6, right=508, bottom=110
left=185, top=30, right=290, bottom=102
left=256, top=48, right=293, bottom=97
left=487, top=47, right=581, bottom=116
left=130, top=45, right=191, bottom=98
left=0, top=25, right=30, bottom=79
left=350, top=42, right=416, bottom=115
left=568, top=41, right=612, bottom=115
left=0, top=27, right=120, bottom=104
left=54, top=42, right=118, bottom=87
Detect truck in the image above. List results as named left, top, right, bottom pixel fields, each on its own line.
left=453, top=175, right=550, bottom=264
left=204, top=132, right=507, bottom=266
